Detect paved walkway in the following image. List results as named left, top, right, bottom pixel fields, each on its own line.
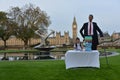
left=100, top=52, right=119, bottom=58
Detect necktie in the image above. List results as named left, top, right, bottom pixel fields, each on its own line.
left=89, top=22, right=91, bottom=35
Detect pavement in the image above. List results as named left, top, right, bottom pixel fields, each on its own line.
left=100, top=52, right=119, bottom=58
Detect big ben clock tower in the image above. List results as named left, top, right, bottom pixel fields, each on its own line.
left=72, top=17, right=77, bottom=43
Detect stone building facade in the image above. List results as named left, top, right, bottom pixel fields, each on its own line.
left=0, top=31, right=71, bottom=47
left=48, top=31, right=71, bottom=46
left=111, top=32, right=120, bottom=40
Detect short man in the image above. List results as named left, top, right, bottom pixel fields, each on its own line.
left=80, top=14, right=103, bottom=50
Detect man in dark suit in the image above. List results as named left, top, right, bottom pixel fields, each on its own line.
left=80, top=14, right=103, bottom=50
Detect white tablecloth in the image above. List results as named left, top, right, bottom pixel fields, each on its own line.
left=65, top=50, right=100, bottom=69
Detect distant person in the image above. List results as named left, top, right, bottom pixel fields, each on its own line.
left=74, top=37, right=83, bottom=50
left=80, top=14, right=103, bottom=50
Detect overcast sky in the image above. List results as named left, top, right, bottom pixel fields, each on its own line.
left=0, top=0, right=120, bottom=39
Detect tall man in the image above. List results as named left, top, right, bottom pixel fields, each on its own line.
left=80, top=14, right=103, bottom=50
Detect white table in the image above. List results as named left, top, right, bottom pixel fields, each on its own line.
left=65, top=50, right=100, bottom=69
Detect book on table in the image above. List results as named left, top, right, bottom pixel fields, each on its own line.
left=84, top=36, right=92, bottom=51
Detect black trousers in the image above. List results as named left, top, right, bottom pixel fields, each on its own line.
left=92, top=44, right=97, bottom=50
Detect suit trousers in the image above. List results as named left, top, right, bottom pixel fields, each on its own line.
left=92, top=44, right=97, bottom=50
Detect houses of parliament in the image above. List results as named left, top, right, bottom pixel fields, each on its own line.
left=0, top=17, right=78, bottom=48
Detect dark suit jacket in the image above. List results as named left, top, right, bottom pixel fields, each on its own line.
left=80, top=22, right=103, bottom=45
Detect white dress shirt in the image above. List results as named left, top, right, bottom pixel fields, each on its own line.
left=88, top=22, right=93, bottom=35
left=74, top=43, right=82, bottom=50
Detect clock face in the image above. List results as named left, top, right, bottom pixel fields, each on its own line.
left=73, top=25, right=76, bottom=28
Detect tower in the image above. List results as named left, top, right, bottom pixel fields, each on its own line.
left=72, top=17, right=77, bottom=43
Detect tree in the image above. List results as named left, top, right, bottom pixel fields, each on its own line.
left=8, top=4, right=51, bottom=49
left=0, top=11, right=16, bottom=60
left=0, top=11, right=15, bottom=49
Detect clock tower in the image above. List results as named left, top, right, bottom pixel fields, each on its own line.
left=72, top=17, right=77, bottom=43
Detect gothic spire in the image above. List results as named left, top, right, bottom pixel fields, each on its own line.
left=73, top=16, right=77, bottom=25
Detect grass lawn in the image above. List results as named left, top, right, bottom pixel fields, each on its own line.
left=0, top=49, right=120, bottom=80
